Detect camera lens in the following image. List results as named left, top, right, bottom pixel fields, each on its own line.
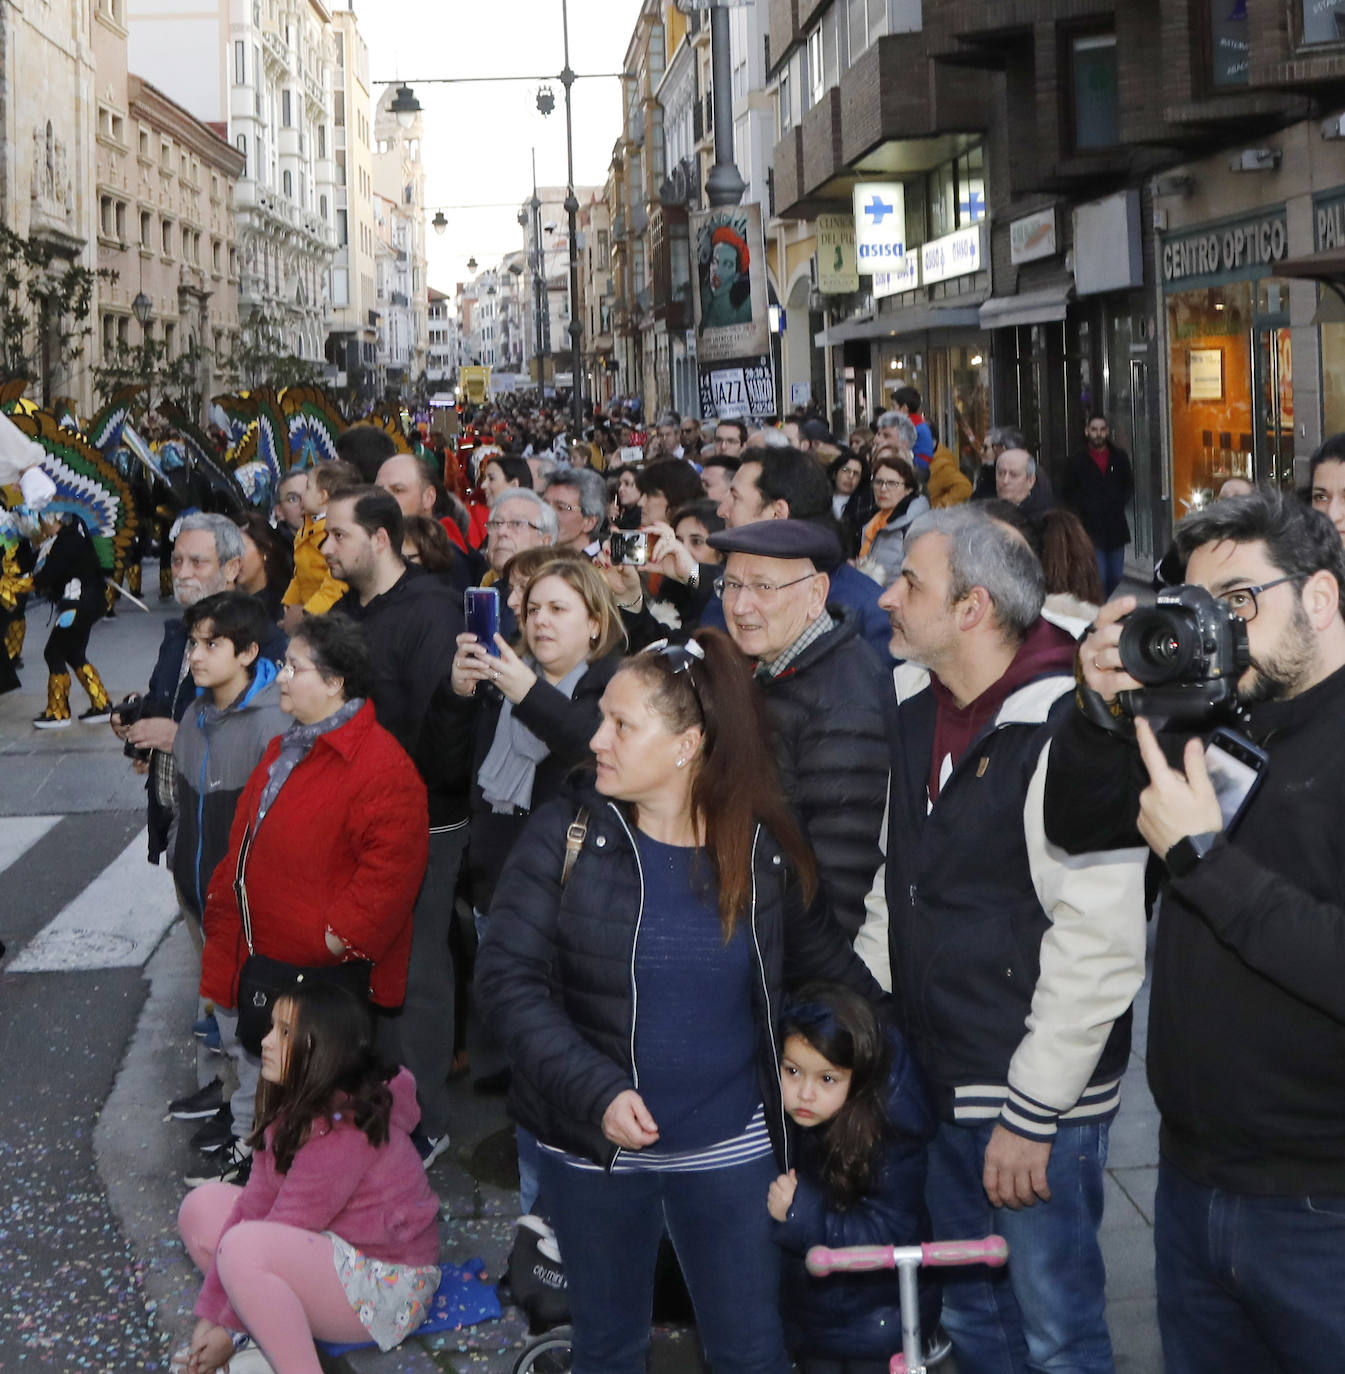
left=1118, top=608, right=1199, bottom=686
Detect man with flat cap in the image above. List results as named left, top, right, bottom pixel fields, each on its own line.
left=708, top=518, right=893, bottom=939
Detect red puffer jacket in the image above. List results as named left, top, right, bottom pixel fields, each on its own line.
left=201, top=701, right=428, bottom=1009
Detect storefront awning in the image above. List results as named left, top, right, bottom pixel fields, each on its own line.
left=978, top=281, right=1075, bottom=330
left=1272, top=248, right=1345, bottom=324
left=813, top=300, right=984, bottom=348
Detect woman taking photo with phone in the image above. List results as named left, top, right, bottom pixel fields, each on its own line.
left=417, top=555, right=626, bottom=945
left=475, top=631, right=885, bottom=1374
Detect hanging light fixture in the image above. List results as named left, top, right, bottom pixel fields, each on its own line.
left=431, top=210, right=448, bottom=235
left=132, top=292, right=152, bottom=326
left=390, top=84, right=422, bottom=130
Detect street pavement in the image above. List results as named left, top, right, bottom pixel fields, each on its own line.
left=0, top=585, right=1165, bottom=1373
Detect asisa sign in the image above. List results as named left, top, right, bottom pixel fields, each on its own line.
left=853, top=182, right=907, bottom=276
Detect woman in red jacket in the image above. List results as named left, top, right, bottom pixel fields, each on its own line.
left=198, top=612, right=428, bottom=1176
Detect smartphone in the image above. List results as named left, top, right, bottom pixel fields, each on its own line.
left=609, top=531, right=652, bottom=567
left=1204, top=727, right=1268, bottom=830
left=464, top=586, right=501, bottom=657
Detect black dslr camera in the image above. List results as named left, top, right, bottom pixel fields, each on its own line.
left=1116, top=585, right=1250, bottom=725
left=112, top=692, right=151, bottom=761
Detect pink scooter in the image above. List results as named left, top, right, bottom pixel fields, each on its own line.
left=806, top=1235, right=1010, bottom=1374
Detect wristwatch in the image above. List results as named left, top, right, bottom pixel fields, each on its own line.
left=1164, top=831, right=1220, bottom=880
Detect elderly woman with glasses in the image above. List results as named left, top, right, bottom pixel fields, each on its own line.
left=475, top=630, right=884, bottom=1374
left=857, top=453, right=929, bottom=587
left=198, top=612, right=429, bottom=1170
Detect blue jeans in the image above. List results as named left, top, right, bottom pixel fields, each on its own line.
left=924, top=1120, right=1112, bottom=1374
left=1155, top=1158, right=1345, bottom=1374
left=1095, top=547, right=1126, bottom=599
left=538, top=1150, right=790, bottom=1374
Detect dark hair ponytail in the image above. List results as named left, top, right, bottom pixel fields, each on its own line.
left=781, top=981, right=891, bottom=1209
left=249, top=983, right=397, bottom=1173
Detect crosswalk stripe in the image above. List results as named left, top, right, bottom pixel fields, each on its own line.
left=7, top=827, right=178, bottom=972
left=0, top=816, right=61, bottom=878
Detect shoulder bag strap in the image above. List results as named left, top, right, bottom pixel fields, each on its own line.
left=560, top=808, right=589, bottom=887
left=232, top=822, right=256, bottom=954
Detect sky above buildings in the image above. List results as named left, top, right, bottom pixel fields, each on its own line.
left=354, top=0, right=644, bottom=294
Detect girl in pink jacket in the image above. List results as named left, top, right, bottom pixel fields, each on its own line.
left=176, top=983, right=441, bottom=1374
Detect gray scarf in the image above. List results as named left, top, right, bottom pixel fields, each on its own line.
left=257, top=697, right=365, bottom=823
left=477, top=660, right=587, bottom=815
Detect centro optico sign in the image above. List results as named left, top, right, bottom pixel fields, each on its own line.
left=1161, top=210, right=1287, bottom=291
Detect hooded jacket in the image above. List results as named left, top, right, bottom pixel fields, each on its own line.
left=774, top=1028, right=939, bottom=1359
left=855, top=622, right=1148, bottom=1139
left=280, top=512, right=347, bottom=615
left=194, top=1066, right=440, bottom=1331
left=169, top=660, right=288, bottom=919
left=758, top=606, right=893, bottom=938
left=474, top=788, right=885, bottom=1169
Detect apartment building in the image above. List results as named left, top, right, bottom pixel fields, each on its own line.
left=126, top=0, right=337, bottom=365
left=373, top=83, right=428, bottom=393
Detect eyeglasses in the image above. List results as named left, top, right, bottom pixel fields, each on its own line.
left=871, top=478, right=908, bottom=491
left=1216, top=574, right=1301, bottom=622
left=486, top=518, right=543, bottom=533
left=714, top=572, right=819, bottom=602
left=278, top=660, right=322, bottom=678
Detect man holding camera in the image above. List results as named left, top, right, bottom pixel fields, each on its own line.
left=1046, top=489, right=1345, bottom=1374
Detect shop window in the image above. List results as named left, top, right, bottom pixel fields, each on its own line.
left=1300, top=0, right=1345, bottom=45
left=1068, top=32, right=1119, bottom=150
left=1207, top=0, right=1249, bottom=86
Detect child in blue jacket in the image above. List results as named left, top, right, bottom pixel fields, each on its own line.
left=768, top=981, right=943, bottom=1373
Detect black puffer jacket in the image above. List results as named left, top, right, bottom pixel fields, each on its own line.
left=474, top=787, right=886, bottom=1168
left=416, top=651, right=621, bottom=912
left=760, top=608, right=893, bottom=938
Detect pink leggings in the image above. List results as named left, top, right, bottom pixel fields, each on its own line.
left=178, top=1182, right=369, bottom=1374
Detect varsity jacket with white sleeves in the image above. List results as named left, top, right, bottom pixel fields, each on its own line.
left=856, top=652, right=1148, bottom=1142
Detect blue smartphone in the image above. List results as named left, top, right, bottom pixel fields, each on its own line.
left=464, top=586, right=501, bottom=657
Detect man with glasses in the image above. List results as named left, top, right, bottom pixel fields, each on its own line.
left=707, top=519, right=890, bottom=940
left=542, top=465, right=606, bottom=556
left=1046, top=489, right=1345, bottom=1374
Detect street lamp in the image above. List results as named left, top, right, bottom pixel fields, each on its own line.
left=389, top=83, right=422, bottom=129
left=536, top=85, right=556, bottom=117
left=559, top=0, right=584, bottom=426
left=132, top=291, right=152, bottom=328
left=466, top=256, right=478, bottom=273
left=431, top=210, right=448, bottom=235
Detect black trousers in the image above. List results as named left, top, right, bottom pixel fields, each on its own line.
left=43, top=610, right=96, bottom=673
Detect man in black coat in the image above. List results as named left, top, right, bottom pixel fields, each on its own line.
left=708, top=519, right=891, bottom=939
left=1060, top=414, right=1133, bottom=596
left=324, top=485, right=464, bottom=1163
left=1046, top=489, right=1345, bottom=1374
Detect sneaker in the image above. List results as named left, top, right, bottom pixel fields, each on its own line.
left=190, top=1104, right=234, bottom=1153
left=78, top=706, right=112, bottom=724
left=169, top=1078, right=224, bottom=1120
left=32, top=713, right=72, bottom=730
left=184, top=1137, right=253, bottom=1187
left=192, top=1012, right=218, bottom=1041
left=413, top=1130, right=452, bottom=1169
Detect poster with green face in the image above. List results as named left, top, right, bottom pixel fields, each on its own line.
left=689, top=203, right=769, bottom=364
